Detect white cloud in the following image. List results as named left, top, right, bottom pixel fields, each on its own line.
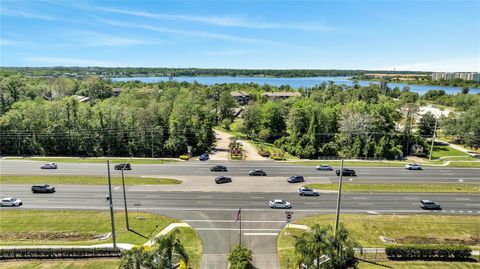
left=0, top=39, right=31, bottom=47
left=26, top=56, right=119, bottom=67
left=77, top=31, right=171, bottom=47
left=203, top=49, right=249, bottom=56
left=0, top=8, right=56, bottom=20
left=99, top=7, right=334, bottom=31
left=381, top=57, right=480, bottom=72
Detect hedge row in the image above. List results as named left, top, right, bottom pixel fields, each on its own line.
left=0, top=247, right=122, bottom=260
left=385, top=244, right=472, bottom=260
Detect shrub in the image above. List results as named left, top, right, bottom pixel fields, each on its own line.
left=258, top=149, right=270, bottom=157
left=385, top=244, right=472, bottom=260
left=228, top=244, right=253, bottom=269
left=271, top=155, right=285, bottom=160
left=231, top=155, right=243, bottom=160
left=0, top=248, right=121, bottom=259
left=179, top=155, right=190, bottom=160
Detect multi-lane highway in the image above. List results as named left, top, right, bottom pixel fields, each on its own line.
left=1, top=159, right=479, bottom=268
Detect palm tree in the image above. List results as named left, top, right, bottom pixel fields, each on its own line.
left=294, top=224, right=331, bottom=269
left=328, top=224, right=362, bottom=269
left=153, top=229, right=189, bottom=269
left=120, top=245, right=153, bottom=269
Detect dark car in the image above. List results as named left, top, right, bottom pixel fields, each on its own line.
left=215, top=176, right=232, bottom=184
left=114, top=163, right=132, bottom=170
left=199, top=153, right=209, bottom=161
left=210, top=165, right=228, bottom=172
left=336, top=168, right=356, bottom=176
left=31, top=184, right=56, bottom=193
left=287, top=175, right=305, bottom=183
left=249, top=169, right=267, bottom=176
left=419, top=200, right=441, bottom=210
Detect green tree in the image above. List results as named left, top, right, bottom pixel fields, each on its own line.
left=120, top=246, right=154, bottom=269
left=153, top=229, right=189, bottom=269
left=418, top=112, right=436, bottom=136
left=294, top=224, right=331, bottom=269
left=228, top=244, right=253, bottom=269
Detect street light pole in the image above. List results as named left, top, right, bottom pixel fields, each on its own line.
left=121, top=164, right=130, bottom=230
left=334, top=159, right=344, bottom=235
left=107, top=160, right=117, bottom=250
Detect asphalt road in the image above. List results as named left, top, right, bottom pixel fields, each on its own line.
left=1, top=185, right=479, bottom=268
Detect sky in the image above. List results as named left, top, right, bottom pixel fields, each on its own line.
left=0, top=0, right=479, bottom=71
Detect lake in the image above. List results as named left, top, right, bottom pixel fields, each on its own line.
left=111, top=76, right=480, bottom=95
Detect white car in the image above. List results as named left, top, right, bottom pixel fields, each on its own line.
left=1, top=197, right=23, bottom=207
left=41, top=163, right=58, bottom=169
left=405, top=163, right=422, bottom=170
left=269, top=199, right=292, bottom=209
left=315, top=164, right=333, bottom=171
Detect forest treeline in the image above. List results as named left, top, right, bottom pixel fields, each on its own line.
left=0, top=73, right=478, bottom=157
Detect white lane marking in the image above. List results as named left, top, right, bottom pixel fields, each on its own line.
left=404, top=197, right=418, bottom=200
left=466, top=204, right=480, bottom=207
left=468, top=211, right=473, bottom=213
left=184, top=220, right=286, bottom=223
left=249, top=196, right=264, bottom=199
left=196, top=201, right=211, bottom=204
left=114, top=187, right=121, bottom=191
left=304, top=202, right=320, bottom=205
left=455, top=198, right=470, bottom=201
left=441, top=173, right=454, bottom=175
left=243, top=233, right=278, bottom=236
left=366, top=211, right=379, bottom=215
left=197, top=196, right=212, bottom=199
left=352, top=197, right=367, bottom=200
left=195, top=228, right=281, bottom=231
left=459, top=211, right=464, bottom=213
left=249, top=202, right=266, bottom=205
left=358, top=202, right=374, bottom=206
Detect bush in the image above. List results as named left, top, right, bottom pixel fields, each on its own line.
left=228, top=244, right=253, bottom=269
left=231, top=155, right=243, bottom=160
left=385, top=244, right=472, bottom=260
left=271, top=155, right=285, bottom=160
left=258, top=149, right=270, bottom=157
left=0, top=248, right=121, bottom=259
left=179, top=155, right=190, bottom=160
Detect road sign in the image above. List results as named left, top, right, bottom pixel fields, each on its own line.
left=286, top=213, right=292, bottom=220
left=133, top=203, right=141, bottom=207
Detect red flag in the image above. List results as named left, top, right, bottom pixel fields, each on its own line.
left=235, top=208, right=241, bottom=222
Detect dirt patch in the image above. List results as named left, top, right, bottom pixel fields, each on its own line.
left=396, top=235, right=480, bottom=245
left=0, top=232, right=98, bottom=242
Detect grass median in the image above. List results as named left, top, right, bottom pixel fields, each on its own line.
left=278, top=214, right=480, bottom=269
left=2, top=157, right=178, bottom=164
left=304, top=183, right=480, bottom=193
left=0, top=175, right=181, bottom=185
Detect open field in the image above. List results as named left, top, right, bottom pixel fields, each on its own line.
left=2, top=157, right=178, bottom=165
left=0, top=175, right=181, bottom=185
left=0, top=210, right=176, bottom=246
left=304, top=183, right=480, bottom=193
left=277, top=214, right=480, bottom=269
left=0, top=259, right=121, bottom=269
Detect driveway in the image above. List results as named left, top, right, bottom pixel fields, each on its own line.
left=211, top=129, right=270, bottom=161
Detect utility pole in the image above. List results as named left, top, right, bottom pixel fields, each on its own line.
left=151, top=130, right=154, bottom=158
left=121, top=164, right=129, bottom=230
left=334, top=159, right=344, bottom=235
left=429, top=116, right=439, bottom=160
left=107, top=160, right=117, bottom=250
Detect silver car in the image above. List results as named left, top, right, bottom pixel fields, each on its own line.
left=315, top=164, right=333, bottom=171
left=299, top=187, right=319, bottom=196
left=405, top=163, right=422, bottom=170
left=1, top=197, right=23, bottom=207
left=41, top=163, right=58, bottom=169
left=269, top=199, right=292, bottom=209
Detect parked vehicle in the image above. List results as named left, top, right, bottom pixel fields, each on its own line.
left=249, top=169, right=267, bottom=176
left=114, top=163, right=132, bottom=170
left=315, top=164, right=333, bottom=171
left=199, top=153, right=209, bottom=161
left=269, top=199, right=292, bottom=209
left=40, top=163, right=57, bottom=169
left=215, top=176, right=232, bottom=184
left=298, top=187, right=319, bottom=196
left=287, top=175, right=305, bottom=183
left=335, top=168, right=356, bottom=176
left=419, top=200, right=441, bottom=210
left=405, top=163, right=422, bottom=170
left=1, top=197, right=23, bottom=207
left=210, top=165, right=227, bottom=172
left=32, top=184, right=56, bottom=193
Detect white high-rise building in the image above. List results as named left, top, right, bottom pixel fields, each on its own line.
left=431, top=72, right=480, bottom=82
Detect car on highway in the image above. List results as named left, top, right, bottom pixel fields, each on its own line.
left=405, top=163, right=422, bottom=170
left=0, top=197, right=23, bottom=207
left=287, top=175, right=305, bottom=183
left=40, top=163, right=57, bottom=169
left=215, top=176, right=232, bottom=184
left=315, top=164, right=333, bottom=171
left=210, top=165, right=227, bottom=172
left=298, top=187, right=319, bottom=196
left=32, top=184, right=56, bottom=193
left=199, top=153, right=209, bottom=161
left=269, top=199, right=292, bottom=209
left=249, top=169, right=267, bottom=176
left=419, top=200, right=441, bottom=210
left=114, top=163, right=132, bottom=170
left=336, top=168, right=356, bottom=176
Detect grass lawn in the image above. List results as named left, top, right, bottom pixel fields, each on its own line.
left=286, top=160, right=409, bottom=167
left=0, top=259, right=121, bottom=269
left=357, top=261, right=480, bottom=269
left=3, top=157, right=178, bottom=164
left=429, top=145, right=472, bottom=159
left=447, top=161, right=480, bottom=168
left=304, top=183, right=480, bottom=193
left=277, top=214, right=480, bottom=269
left=0, top=175, right=181, bottom=185
left=0, top=210, right=176, bottom=246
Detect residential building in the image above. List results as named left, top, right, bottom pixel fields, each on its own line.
left=230, top=91, right=251, bottom=105
left=431, top=72, right=480, bottom=82
left=262, top=91, right=301, bottom=100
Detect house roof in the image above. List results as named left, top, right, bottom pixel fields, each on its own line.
left=230, top=91, right=251, bottom=97
left=262, top=92, right=301, bottom=97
